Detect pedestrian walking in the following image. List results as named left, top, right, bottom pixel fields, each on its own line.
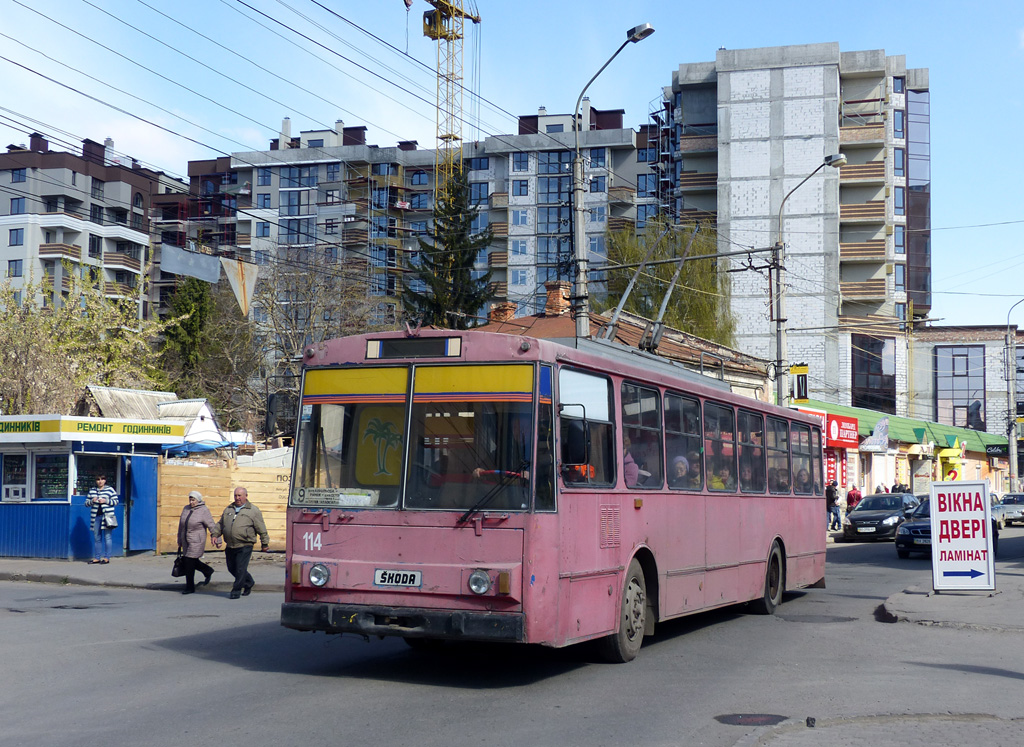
left=177, top=491, right=218, bottom=595
left=825, top=480, right=842, bottom=531
left=85, top=475, right=118, bottom=564
left=212, top=486, right=270, bottom=599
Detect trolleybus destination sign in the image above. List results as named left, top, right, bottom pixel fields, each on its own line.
left=930, top=480, right=995, bottom=592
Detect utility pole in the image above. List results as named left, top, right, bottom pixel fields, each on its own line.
left=1008, top=326, right=1018, bottom=493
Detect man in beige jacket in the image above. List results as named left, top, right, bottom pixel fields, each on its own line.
left=212, top=486, right=270, bottom=599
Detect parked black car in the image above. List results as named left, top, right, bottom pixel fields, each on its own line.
left=841, top=493, right=919, bottom=541
left=895, top=498, right=999, bottom=559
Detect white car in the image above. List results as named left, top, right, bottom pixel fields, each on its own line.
left=1000, top=494, right=1024, bottom=526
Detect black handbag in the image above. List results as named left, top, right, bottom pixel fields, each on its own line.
left=171, top=548, right=184, bottom=578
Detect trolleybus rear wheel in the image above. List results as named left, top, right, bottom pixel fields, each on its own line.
left=749, top=542, right=784, bottom=615
left=599, top=558, right=647, bottom=663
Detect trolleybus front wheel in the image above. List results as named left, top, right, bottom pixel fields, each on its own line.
left=749, top=541, right=784, bottom=615
left=599, top=558, right=647, bottom=663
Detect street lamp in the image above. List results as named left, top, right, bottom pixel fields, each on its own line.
left=774, top=153, right=847, bottom=406
left=1006, top=298, right=1024, bottom=492
left=573, top=22, right=655, bottom=338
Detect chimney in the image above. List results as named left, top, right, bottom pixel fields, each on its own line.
left=343, top=126, right=367, bottom=146
left=279, top=117, right=292, bottom=149
left=334, top=119, right=344, bottom=133
left=538, top=106, right=547, bottom=116
left=29, top=133, right=48, bottom=153
left=82, top=138, right=105, bottom=165
left=398, top=140, right=418, bottom=151
left=488, top=301, right=518, bottom=324
left=544, top=281, right=572, bottom=316
left=580, top=97, right=591, bottom=131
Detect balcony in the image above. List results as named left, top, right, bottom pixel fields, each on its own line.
left=103, top=252, right=142, bottom=274
left=43, top=275, right=72, bottom=293
left=840, top=240, right=886, bottom=262
left=341, top=228, right=369, bottom=245
left=607, top=217, right=635, bottom=232
left=490, top=222, right=508, bottom=237
left=38, top=211, right=86, bottom=229
left=676, top=208, right=717, bottom=224
left=488, top=281, right=507, bottom=298
left=840, top=201, right=886, bottom=222
left=677, top=134, right=718, bottom=154
left=676, top=171, right=718, bottom=190
left=104, top=282, right=136, bottom=298
left=490, top=192, right=508, bottom=209
left=840, top=162, right=885, bottom=182
left=840, top=279, right=887, bottom=300
left=488, top=252, right=508, bottom=268
left=608, top=186, right=636, bottom=204
left=840, top=124, right=885, bottom=146
left=38, top=243, right=82, bottom=262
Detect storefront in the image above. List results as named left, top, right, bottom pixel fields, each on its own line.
left=0, top=416, right=184, bottom=559
left=795, top=407, right=860, bottom=488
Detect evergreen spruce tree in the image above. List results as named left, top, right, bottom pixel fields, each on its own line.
left=402, top=168, right=494, bottom=329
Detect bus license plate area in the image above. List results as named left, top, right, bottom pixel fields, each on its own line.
left=374, top=569, right=423, bottom=588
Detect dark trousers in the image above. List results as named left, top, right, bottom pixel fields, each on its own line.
left=225, top=545, right=254, bottom=594
left=180, top=556, right=214, bottom=592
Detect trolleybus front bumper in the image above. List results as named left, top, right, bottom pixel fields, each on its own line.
left=281, top=602, right=525, bottom=642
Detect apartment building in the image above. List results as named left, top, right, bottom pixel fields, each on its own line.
left=1, top=133, right=186, bottom=318
left=656, top=43, right=930, bottom=415
left=175, top=107, right=649, bottom=327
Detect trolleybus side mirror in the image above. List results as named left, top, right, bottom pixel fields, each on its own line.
left=561, top=417, right=590, bottom=466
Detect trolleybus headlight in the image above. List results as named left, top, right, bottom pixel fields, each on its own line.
left=468, top=569, right=491, bottom=595
left=309, top=563, right=330, bottom=587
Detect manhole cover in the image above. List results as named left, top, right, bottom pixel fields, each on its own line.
left=715, top=714, right=788, bottom=726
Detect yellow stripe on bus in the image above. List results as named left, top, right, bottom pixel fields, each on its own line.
left=413, top=365, right=533, bottom=394
left=304, top=367, right=408, bottom=396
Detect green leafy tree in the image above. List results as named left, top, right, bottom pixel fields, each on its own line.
left=162, top=277, right=214, bottom=374
left=0, top=266, right=168, bottom=415
left=601, top=217, right=735, bottom=346
left=402, top=168, right=494, bottom=329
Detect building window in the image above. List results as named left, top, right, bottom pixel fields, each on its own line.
left=466, top=157, right=489, bottom=171
left=11, top=168, right=26, bottom=183
left=9, top=228, right=24, bottom=246
left=253, top=250, right=269, bottom=266
left=8, top=259, right=23, bottom=277
left=91, top=179, right=105, bottom=199
left=545, top=124, right=563, bottom=133
left=851, top=334, right=896, bottom=414
left=894, top=110, right=906, bottom=140
left=281, top=166, right=317, bottom=187
left=590, top=148, right=606, bottom=168
left=895, top=302, right=907, bottom=330
left=470, top=211, right=488, bottom=233
left=537, top=206, right=570, bottom=233
left=411, top=170, right=428, bottom=186
left=537, top=236, right=563, bottom=264
left=512, top=179, right=529, bottom=196
left=590, top=175, right=606, bottom=193
left=469, top=182, right=489, bottom=205
left=326, top=163, right=340, bottom=181
left=512, top=152, right=529, bottom=172
left=511, top=269, right=528, bottom=285
left=89, top=235, right=102, bottom=258
left=893, top=76, right=905, bottom=94
left=257, top=193, right=271, bottom=209
left=324, top=219, right=339, bottom=235
left=324, top=246, right=338, bottom=262
left=538, top=176, right=570, bottom=205
left=409, top=220, right=428, bottom=235
left=589, top=235, right=605, bottom=260
left=637, top=203, right=657, bottom=228
left=895, top=263, right=906, bottom=292
left=512, top=209, right=529, bottom=226
left=256, top=221, right=270, bottom=237
left=511, top=238, right=527, bottom=257
left=894, top=186, right=905, bottom=216
left=637, top=174, right=655, bottom=197
left=410, top=193, right=430, bottom=210
left=307, top=139, right=324, bottom=148
left=894, top=224, right=905, bottom=254
left=637, top=147, right=657, bottom=162
left=257, top=168, right=272, bottom=186
left=11, top=197, right=26, bottom=214
left=90, top=204, right=103, bottom=223
left=589, top=206, right=606, bottom=223
left=935, top=345, right=986, bottom=430
left=893, top=147, right=905, bottom=178
left=324, top=188, right=341, bottom=204
left=538, top=151, right=571, bottom=174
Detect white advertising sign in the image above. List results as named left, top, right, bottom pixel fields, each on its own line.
left=930, top=480, right=995, bottom=591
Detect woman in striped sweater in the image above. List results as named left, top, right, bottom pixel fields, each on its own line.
left=85, top=475, right=118, bottom=563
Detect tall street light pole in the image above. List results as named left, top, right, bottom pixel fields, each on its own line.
left=1006, top=298, right=1024, bottom=492
left=573, top=22, right=654, bottom=339
left=774, top=153, right=847, bottom=406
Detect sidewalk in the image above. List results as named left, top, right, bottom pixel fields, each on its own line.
left=0, top=551, right=286, bottom=595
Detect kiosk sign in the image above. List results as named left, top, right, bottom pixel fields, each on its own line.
left=930, top=480, right=995, bottom=591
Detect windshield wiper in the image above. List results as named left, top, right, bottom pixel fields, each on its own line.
left=458, top=459, right=529, bottom=524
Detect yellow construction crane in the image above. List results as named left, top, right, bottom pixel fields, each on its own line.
left=421, top=1, right=481, bottom=203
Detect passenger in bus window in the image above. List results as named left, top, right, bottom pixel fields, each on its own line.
left=709, top=464, right=735, bottom=491
left=687, top=451, right=702, bottom=487
left=794, top=468, right=812, bottom=494
left=773, top=469, right=791, bottom=492
left=739, top=464, right=755, bottom=491
left=669, top=456, right=690, bottom=488
left=622, top=435, right=640, bottom=487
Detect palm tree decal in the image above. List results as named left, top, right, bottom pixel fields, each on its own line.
left=363, top=418, right=402, bottom=476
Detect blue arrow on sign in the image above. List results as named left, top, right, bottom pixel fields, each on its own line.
left=942, top=569, right=985, bottom=579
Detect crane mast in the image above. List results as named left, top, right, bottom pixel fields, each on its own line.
left=422, top=1, right=481, bottom=203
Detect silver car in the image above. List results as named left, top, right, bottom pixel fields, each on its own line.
left=1000, top=494, right=1024, bottom=526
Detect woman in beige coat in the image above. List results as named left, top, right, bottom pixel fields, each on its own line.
left=177, top=491, right=217, bottom=594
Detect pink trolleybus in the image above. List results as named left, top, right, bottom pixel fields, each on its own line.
left=281, top=329, right=826, bottom=661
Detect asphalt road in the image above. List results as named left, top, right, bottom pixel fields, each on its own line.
left=3, top=532, right=1023, bottom=747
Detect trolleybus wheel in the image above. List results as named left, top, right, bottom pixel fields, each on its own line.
left=749, top=542, right=784, bottom=615
left=599, top=558, right=647, bottom=663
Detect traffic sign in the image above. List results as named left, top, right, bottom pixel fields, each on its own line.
left=930, top=481, right=995, bottom=592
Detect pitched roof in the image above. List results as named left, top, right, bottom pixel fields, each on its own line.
left=86, top=385, right=177, bottom=420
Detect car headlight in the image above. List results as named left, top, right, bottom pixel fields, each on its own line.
left=468, top=569, right=491, bottom=595
left=882, top=515, right=900, bottom=525
left=896, top=524, right=910, bottom=535
left=842, top=516, right=851, bottom=526
left=309, top=563, right=330, bottom=587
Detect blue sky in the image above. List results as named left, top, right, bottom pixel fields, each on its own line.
left=2, top=0, right=1022, bottom=327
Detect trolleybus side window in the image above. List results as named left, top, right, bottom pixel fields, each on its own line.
left=810, top=427, right=823, bottom=495
left=766, top=416, right=791, bottom=494
left=791, top=422, right=814, bottom=495
left=536, top=365, right=556, bottom=511
left=558, top=368, right=614, bottom=486
left=737, top=409, right=766, bottom=493
left=665, top=392, right=702, bottom=491
left=621, top=382, right=664, bottom=489
left=704, top=402, right=736, bottom=491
